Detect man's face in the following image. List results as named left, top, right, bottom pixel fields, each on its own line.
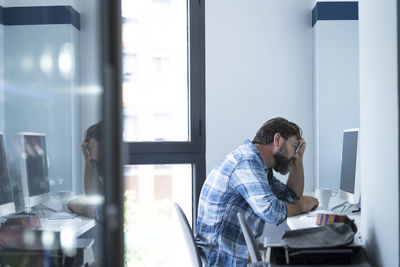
left=273, top=138, right=298, bottom=175
left=87, top=138, right=100, bottom=161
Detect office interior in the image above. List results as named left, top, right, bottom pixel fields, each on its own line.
left=0, top=0, right=398, bottom=266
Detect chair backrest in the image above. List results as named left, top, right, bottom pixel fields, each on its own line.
left=237, top=212, right=262, bottom=263
left=174, top=203, right=202, bottom=267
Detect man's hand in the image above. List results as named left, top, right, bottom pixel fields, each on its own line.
left=286, top=196, right=319, bottom=217
left=287, top=138, right=306, bottom=197
left=298, top=196, right=319, bottom=212
left=67, top=197, right=96, bottom=218
left=295, top=138, right=306, bottom=160
left=81, top=141, right=92, bottom=162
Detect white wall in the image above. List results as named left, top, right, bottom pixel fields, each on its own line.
left=206, top=0, right=315, bottom=190
left=74, top=0, right=102, bottom=193
left=313, top=19, right=360, bottom=192
left=0, top=24, right=4, bottom=131
left=359, top=0, right=399, bottom=266
left=1, top=0, right=80, bottom=7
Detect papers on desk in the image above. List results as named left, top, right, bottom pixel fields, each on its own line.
left=296, top=215, right=317, bottom=228
left=306, top=209, right=333, bottom=217
left=46, top=212, right=81, bottom=221
left=288, top=210, right=333, bottom=229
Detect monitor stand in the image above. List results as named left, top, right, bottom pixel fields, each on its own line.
left=16, top=204, right=56, bottom=217
left=331, top=201, right=360, bottom=213
left=15, top=206, right=36, bottom=216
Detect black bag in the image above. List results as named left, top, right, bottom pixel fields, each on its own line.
left=277, top=222, right=357, bottom=265
left=282, top=222, right=355, bottom=249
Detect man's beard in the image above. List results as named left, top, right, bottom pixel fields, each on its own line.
left=273, top=144, right=292, bottom=175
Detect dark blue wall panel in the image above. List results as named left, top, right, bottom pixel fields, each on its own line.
left=312, top=2, right=358, bottom=27
left=0, top=6, right=80, bottom=30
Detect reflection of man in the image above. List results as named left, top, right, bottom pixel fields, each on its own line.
left=195, top=117, right=319, bottom=267
left=67, top=122, right=103, bottom=220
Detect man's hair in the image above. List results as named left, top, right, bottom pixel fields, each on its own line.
left=84, top=122, right=103, bottom=143
left=252, top=117, right=302, bottom=145
left=84, top=122, right=104, bottom=177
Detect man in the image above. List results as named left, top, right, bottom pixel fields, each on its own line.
left=68, top=121, right=104, bottom=220
left=195, top=117, right=319, bottom=266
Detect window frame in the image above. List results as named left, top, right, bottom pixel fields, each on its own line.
left=101, top=0, right=124, bottom=265
left=123, top=0, right=205, bottom=225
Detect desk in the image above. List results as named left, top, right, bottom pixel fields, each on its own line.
left=258, top=193, right=369, bottom=266
left=0, top=198, right=97, bottom=266
left=258, top=193, right=362, bottom=246
left=257, top=192, right=362, bottom=249
left=261, top=246, right=372, bottom=267
left=287, top=194, right=361, bottom=238
left=40, top=216, right=96, bottom=237
left=35, top=197, right=96, bottom=237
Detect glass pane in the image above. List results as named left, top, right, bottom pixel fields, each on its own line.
left=124, top=164, right=192, bottom=266
left=0, top=3, right=104, bottom=266
left=122, top=0, right=189, bottom=142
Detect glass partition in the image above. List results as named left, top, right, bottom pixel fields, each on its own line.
left=0, top=3, right=109, bottom=266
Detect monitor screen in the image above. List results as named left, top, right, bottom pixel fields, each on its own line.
left=23, top=134, right=50, bottom=197
left=0, top=134, right=13, bottom=205
left=339, top=130, right=358, bottom=194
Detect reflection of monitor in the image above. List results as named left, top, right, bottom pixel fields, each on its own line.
left=19, top=133, right=50, bottom=209
left=0, top=133, right=16, bottom=216
left=338, top=128, right=360, bottom=205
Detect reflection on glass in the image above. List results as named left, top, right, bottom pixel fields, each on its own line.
left=122, top=0, right=189, bottom=142
left=58, top=42, right=75, bottom=79
left=124, top=164, right=192, bottom=266
left=0, top=4, right=103, bottom=266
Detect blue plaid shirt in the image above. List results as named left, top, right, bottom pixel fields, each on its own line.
left=195, top=139, right=299, bottom=266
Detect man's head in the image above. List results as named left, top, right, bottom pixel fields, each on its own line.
left=84, top=122, right=103, bottom=161
left=252, top=117, right=302, bottom=174
left=84, top=122, right=104, bottom=176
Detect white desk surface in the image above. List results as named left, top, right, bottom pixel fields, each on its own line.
left=40, top=216, right=95, bottom=237
left=37, top=197, right=96, bottom=237
left=287, top=193, right=360, bottom=231
left=258, top=192, right=361, bottom=246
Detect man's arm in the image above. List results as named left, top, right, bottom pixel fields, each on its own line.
left=286, top=139, right=305, bottom=197
left=82, top=141, right=101, bottom=195
left=84, top=160, right=100, bottom=194
left=286, top=157, right=304, bottom=198
left=285, top=139, right=319, bottom=215
left=286, top=196, right=319, bottom=217
left=67, top=197, right=96, bottom=218
left=231, top=160, right=289, bottom=225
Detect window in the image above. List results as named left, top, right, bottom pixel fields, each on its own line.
left=123, top=113, right=138, bottom=141
left=122, top=0, right=191, bottom=143
left=124, top=164, right=193, bottom=266
left=122, top=0, right=205, bottom=265
left=152, top=56, right=170, bottom=81
left=123, top=53, right=137, bottom=82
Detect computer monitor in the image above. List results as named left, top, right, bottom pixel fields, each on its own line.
left=19, top=133, right=50, bottom=210
left=338, top=128, right=361, bottom=205
left=0, top=133, right=16, bottom=216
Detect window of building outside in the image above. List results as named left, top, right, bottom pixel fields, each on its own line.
left=122, top=0, right=205, bottom=266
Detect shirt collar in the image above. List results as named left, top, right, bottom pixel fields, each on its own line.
left=243, top=139, right=267, bottom=170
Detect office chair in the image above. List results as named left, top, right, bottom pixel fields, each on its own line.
left=174, top=203, right=204, bottom=267
left=237, top=212, right=263, bottom=263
